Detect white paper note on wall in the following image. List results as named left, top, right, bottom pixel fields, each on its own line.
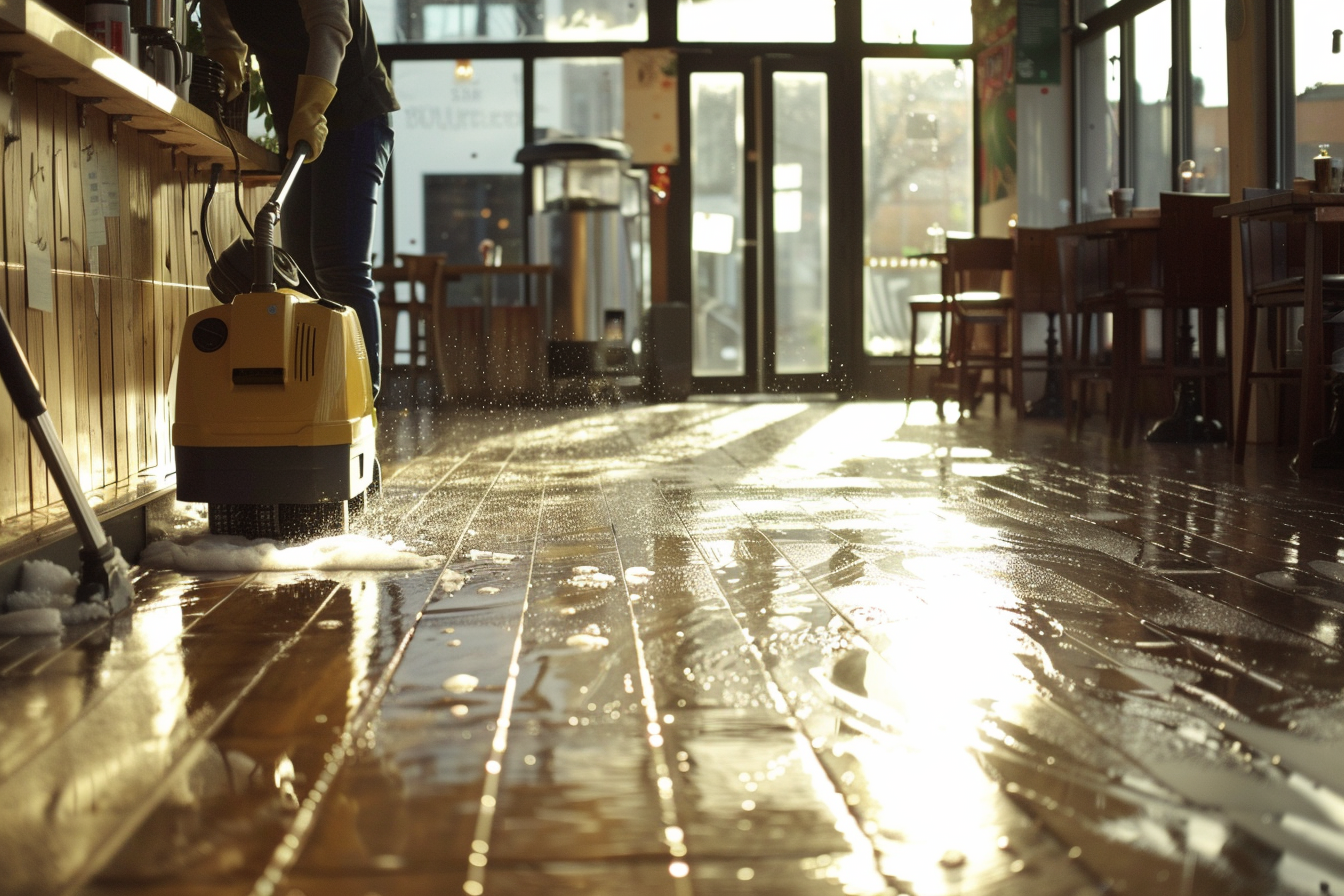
left=25, top=241, right=53, bottom=312
left=24, top=156, right=53, bottom=313
left=98, top=148, right=120, bottom=219
left=83, top=144, right=107, bottom=249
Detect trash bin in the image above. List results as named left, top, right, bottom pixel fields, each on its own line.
left=515, top=138, right=642, bottom=380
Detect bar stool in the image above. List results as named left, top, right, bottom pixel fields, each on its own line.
left=1233, top=188, right=1344, bottom=463
left=1012, top=227, right=1064, bottom=417
left=942, top=238, right=1015, bottom=420
left=1059, top=231, right=1121, bottom=440
left=376, top=253, right=444, bottom=404
left=904, top=254, right=953, bottom=408
left=1145, top=192, right=1232, bottom=443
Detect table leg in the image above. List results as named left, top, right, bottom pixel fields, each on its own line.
left=1025, top=311, right=1065, bottom=418
left=1146, top=308, right=1225, bottom=443
left=1308, top=372, right=1344, bottom=469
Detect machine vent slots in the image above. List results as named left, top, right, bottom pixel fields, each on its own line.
left=294, top=323, right=317, bottom=382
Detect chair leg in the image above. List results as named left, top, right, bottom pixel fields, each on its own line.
left=1012, top=312, right=1026, bottom=417
left=906, top=307, right=919, bottom=404
left=1234, top=304, right=1258, bottom=464
left=992, top=322, right=1003, bottom=420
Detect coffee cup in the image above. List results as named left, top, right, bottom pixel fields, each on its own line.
left=1107, top=187, right=1135, bottom=218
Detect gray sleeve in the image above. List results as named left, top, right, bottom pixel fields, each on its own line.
left=201, top=0, right=248, bottom=58
left=297, top=0, right=354, bottom=84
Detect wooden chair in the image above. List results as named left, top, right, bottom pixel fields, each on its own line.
left=1059, top=231, right=1120, bottom=439
left=904, top=256, right=953, bottom=406
left=942, top=237, right=1015, bottom=420
left=1233, top=188, right=1344, bottom=463
left=1062, top=219, right=1173, bottom=444
left=1148, top=192, right=1233, bottom=441
left=375, top=253, right=445, bottom=404
left=1012, top=227, right=1063, bottom=417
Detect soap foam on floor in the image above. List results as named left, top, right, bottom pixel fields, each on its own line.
left=0, top=559, right=111, bottom=634
left=141, top=534, right=446, bottom=572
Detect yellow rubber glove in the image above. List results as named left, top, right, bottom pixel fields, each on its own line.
left=289, top=74, right=338, bottom=163
left=206, top=47, right=247, bottom=103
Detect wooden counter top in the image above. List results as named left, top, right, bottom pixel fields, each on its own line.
left=0, top=0, right=278, bottom=170
left=1215, top=190, right=1344, bottom=222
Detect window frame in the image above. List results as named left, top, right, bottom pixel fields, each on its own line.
left=1072, top=0, right=1211, bottom=216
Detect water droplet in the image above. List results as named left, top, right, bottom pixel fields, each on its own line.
left=442, top=674, right=479, bottom=693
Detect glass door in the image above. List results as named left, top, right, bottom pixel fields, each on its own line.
left=682, top=58, right=834, bottom=393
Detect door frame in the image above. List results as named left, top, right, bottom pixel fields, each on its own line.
left=672, top=52, right=851, bottom=396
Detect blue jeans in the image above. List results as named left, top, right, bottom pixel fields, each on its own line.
left=282, top=114, right=394, bottom=398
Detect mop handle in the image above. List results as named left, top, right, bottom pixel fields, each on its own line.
left=0, top=306, right=108, bottom=554
left=252, top=141, right=311, bottom=292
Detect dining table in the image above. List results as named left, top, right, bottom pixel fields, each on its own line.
left=1214, top=191, right=1344, bottom=473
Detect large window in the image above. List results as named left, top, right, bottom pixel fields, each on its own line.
left=678, top=0, right=835, bottom=43
left=690, top=73, right=747, bottom=377
left=1077, top=27, right=1121, bottom=220
left=533, top=58, right=624, bottom=140
left=369, top=0, right=647, bottom=43
left=1074, top=0, right=1228, bottom=220
left=863, top=59, right=974, bottom=356
left=1291, top=0, right=1344, bottom=179
left=1190, top=0, right=1229, bottom=193
left=863, top=0, right=972, bottom=45
left=1132, top=1, right=1172, bottom=209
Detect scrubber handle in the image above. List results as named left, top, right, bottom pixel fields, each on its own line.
left=252, top=141, right=312, bottom=292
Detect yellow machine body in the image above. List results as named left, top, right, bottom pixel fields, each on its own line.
left=173, top=290, right=377, bottom=506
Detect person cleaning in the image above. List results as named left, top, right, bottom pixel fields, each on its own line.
left=203, top=0, right=398, bottom=398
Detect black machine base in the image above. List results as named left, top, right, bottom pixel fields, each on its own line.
left=206, top=457, right=381, bottom=541
left=176, top=433, right=376, bottom=506
left=548, top=340, right=631, bottom=380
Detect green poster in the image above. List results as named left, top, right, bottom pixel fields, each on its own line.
left=1016, top=0, right=1061, bottom=85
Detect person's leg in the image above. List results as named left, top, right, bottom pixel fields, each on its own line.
left=285, top=114, right=394, bottom=397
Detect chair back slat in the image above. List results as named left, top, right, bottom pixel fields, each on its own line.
left=945, top=237, right=1014, bottom=296
left=1159, top=192, right=1231, bottom=307
left=1013, top=228, right=1061, bottom=314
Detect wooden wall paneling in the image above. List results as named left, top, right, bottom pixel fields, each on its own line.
left=136, top=135, right=156, bottom=474
left=0, top=80, right=25, bottom=519
left=187, top=165, right=206, bottom=316
left=148, top=142, right=165, bottom=472
left=19, top=73, right=49, bottom=509
left=100, top=111, right=130, bottom=486
left=168, top=149, right=184, bottom=468
left=47, top=85, right=83, bottom=490
left=114, top=121, right=140, bottom=481
left=127, top=133, right=143, bottom=475
left=169, top=152, right=190, bottom=457
left=67, top=102, right=106, bottom=490
left=162, top=145, right=180, bottom=471
left=36, top=82, right=66, bottom=506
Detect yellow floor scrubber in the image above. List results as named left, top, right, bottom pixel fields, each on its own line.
left=174, top=142, right=379, bottom=540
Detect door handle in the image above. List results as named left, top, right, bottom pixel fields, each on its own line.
left=737, top=239, right=758, bottom=248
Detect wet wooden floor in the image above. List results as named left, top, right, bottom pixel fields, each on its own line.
left=3, top=399, right=1344, bottom=896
